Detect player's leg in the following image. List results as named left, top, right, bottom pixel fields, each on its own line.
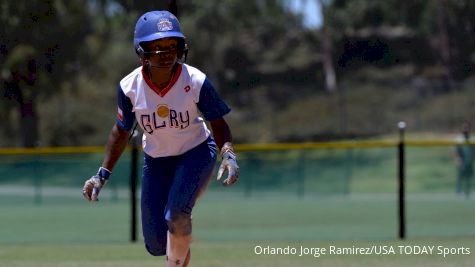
left=464, top=170, right=472, bottom=198
left=466, top=176, right=471, bottom=198
left=165, top=136, right=217, bottom=267
left=456, top=169, right=463, bottom=195
left=183, top=249, right=191, bottom=267
left=141, top=154, right=176, bottom=256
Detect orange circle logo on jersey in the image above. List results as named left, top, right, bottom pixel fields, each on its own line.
left=157, top=105, right=170, bottom=118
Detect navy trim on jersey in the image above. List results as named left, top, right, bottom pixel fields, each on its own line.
left=197, top=78, right=231, bottom=121
left=116, top=85, right=135, bottom=131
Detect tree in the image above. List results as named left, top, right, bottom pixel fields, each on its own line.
left=1, top=0, right=93, bottom=146
left=324, top=0, right=474, bottom=82
left=317, top=0, right=337, bottom=92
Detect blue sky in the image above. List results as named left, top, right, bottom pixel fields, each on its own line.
left=287, top=0, right=323, bottom=28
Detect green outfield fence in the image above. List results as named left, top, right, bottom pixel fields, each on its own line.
left=0, top=139, right=474, bottom=245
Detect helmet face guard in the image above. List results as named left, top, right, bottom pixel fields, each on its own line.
left=134, top=11, right=187, bottom=61
left=139, top=38, right=188, bottom=63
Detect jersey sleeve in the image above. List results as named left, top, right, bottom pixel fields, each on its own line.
left=197, top=78, right=231, bottom=121
left=116, top=85, right=135, bottom=131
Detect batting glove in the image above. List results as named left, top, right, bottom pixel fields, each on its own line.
left=217, top=142, right=240, bottom=186
left=83, top=167, right=111, bottom=202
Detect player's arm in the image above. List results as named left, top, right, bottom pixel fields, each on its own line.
left=102, top=123, right=131, bottom=171
left=83, top=124, right=130, bottom=202
left=197, top=78, right=232, bottom=149
left=209, top=117, right=238, bottom=186
left=83, top=85, right=135, bottom=201
left=196, top=77, right=239, bottom=186
left=210, top=117, right=239, bottom=186
left=209, top=117, right=232, bottom=150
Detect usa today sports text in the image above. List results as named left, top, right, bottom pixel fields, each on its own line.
left=253, top=245, right=471, bottom=258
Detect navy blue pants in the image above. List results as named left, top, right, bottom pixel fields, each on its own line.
left=141, top=136, right=217, bottom=256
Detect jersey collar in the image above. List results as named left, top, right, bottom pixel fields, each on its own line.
left=142, top=64, right=182, bottom=97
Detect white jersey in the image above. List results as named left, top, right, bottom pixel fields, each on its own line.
left=116, top=63, right=230, bottom=157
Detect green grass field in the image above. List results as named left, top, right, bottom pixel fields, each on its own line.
left=1, top=239, right=475, bottom=267
left=0, top=192, right=474, bottom=267
left=1, top=145, right=474, bottom=266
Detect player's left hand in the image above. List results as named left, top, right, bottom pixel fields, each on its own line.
left=217, top=149, right=239, bottom=186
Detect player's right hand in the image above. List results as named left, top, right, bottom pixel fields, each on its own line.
left=83, top=167, right=111, bottom=202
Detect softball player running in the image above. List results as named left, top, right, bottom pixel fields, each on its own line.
left=82, top=10, right=239, bottom=267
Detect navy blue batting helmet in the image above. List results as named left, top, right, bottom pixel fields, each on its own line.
left=134, top=10, right=185, bottom=56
